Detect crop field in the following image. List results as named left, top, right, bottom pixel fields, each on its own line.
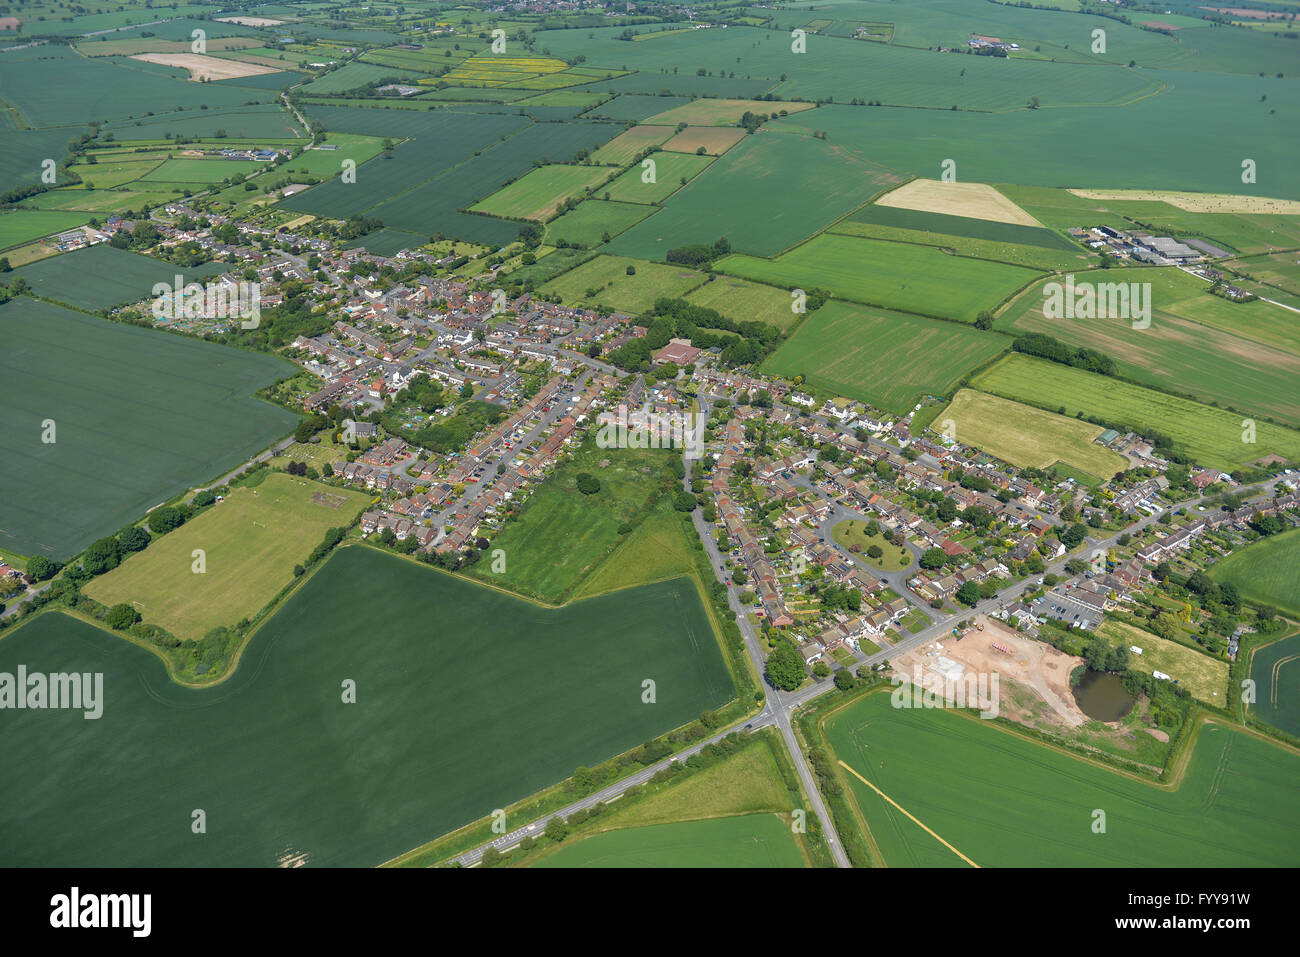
left=600, top=151, right=714, bottom=205
left=875, top=179, right=1041, bottom=226
left=64, top=158, right=166, bottom=191
left=936, top=389, right=1128, bottom=479
left=1222, top=251, right=1300, bottom=298
left=1097, top=620, right=1229, bottom=706
left=972, top=354, right=1300, bottom=470
left=0, top=210, right=92, bottom=251
left=759, top=301, right=1009, bottom=413
left=1209, top=529, right=1300, bottom=619
left=471, top=164, right=616, bottom=221
left=587, top=95, right=693, bottom=123
left=830, top=220, right=1091, bottom=272
left=844, top=203, right=1074, bottom=250
left=609, top=130, right=904, bottom=259
left=589, top=125, right=674, bottom=165
left=997, top=268, right=1300, bottom=425
left=0, top=548, right=732, bottom=866
left=822, top=691, right=1300, bottom=867
left=643, top=99, right=816, bottom=127
left=469, top=439, right=685, bottom=603
left=140, top=158, right=271, bottom=184
left=720, top=234, right=1040, bottom=322
left=85, top=473, right=372, bottom=641
left=541, top=254, right=705, bottom=314
left=534, top=813, right=804, bottom=868
left=1245, top=631, right=1300, bottom=739
left=545, top=200, right=652, bottom=247
left=661, top=126, right=748, bottom=156
left=685, top=276, right=805, bottom=331
left=7, top=244, right=223, bottom=311
left=299, top=61, right=424, bottom=94
left=0, top=298, right=296, bottom=559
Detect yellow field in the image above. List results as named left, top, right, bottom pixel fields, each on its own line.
left=85, top=473, right=371, bottom=641
left=1097, top=620, right=1230, bottom=706
left=1068, top=189, right=1300, bottom=215
left=877, top=179, right=1042, bottom=225
left=129, top=52, right=279, bottom=81
left=643, top=98, right=816, bottom=127
left=937, top=389, right=1126, bottom=478
left=662, top=126, right=747, bottom=156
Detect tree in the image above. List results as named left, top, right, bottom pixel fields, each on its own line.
left=765, top=640, right=805, bottom=691
left=576, top=473, right=601, bottom=495
left=107, top=603, right=140, bottom=630
left=812, top=660, right=831, bottom=678
left=974, top=310, right=994, bottom=330
left=479, top=845, right=502, bottom=867
left=82, top=537, right=121, bottom=576
left=25, top=556, right=59, bottom=581
left=867, top=544, right=883, bottom=560
left=920, top=547, right=947, bottom=570
left=834, top=669, right=857, bottom=691
left=544, top=816, right=568, bottom=842
left=673, top=490, right=698, bottom=512
left=118, top=526, right=150, bottom=553
left=955, top=581, right=981, bottom=607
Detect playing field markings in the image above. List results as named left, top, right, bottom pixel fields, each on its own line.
left=1270, top=654, right=1298, bottom=709
left=836, top=759, right=980, bottom=868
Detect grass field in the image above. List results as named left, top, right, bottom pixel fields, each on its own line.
left=0, top=298, right=296, bottom=559
left=0, top=210, right=92, bottom=251
left=1209, top=528, right=1300, bottom=619
left=85, top=473, right=371, bottom=641
left=0, top=547, right=731, bottom=866
left=685, top=276, right=805, bottom=331
left=533, top=813, right=804, bottom=868
left=830, top=219, right=1092, bottom=271
left=997, top=267, right=1300, bottom=425
left=719, top=234, right=1040, bottom=322
left=972, top=354, right=1300, bottom=471
left=661, top=126, right=747, bottom=156
left=8, top=244, right=223, bottom=311
left=1097, top=619, right=1229, bottom=706
left=471, top=164, right=615, bottom=221
left=1246, top=631, right=1300, bottom=739
left=936, top=389, right=1127, bottom=478
left=600, top=151, right=714, bottom=205
left=759, top=300, right=1009, bottom=413
left=823, top=690, right=1300, bottom=866
left=469, top=438, right=682, bottom=603
left=545, top=200, right=652, bottom=248
left=831, top=521, right=913, bottom=571
left=589, top=125, right=675, bottom=165
left=574, top=503, right=696, bottom=601
left=541, top=254, right=705, bottom=313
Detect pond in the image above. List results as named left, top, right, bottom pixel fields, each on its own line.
left=1072, top=669, right=1136, bottom=722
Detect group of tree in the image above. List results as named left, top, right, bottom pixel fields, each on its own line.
left=1012, top=332, right=1117, bottom=376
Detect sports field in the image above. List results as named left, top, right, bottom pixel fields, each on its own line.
left=534, top=813, right=804, bottom=868
left=1246, top=631, right=1300, bottom=739
left=541, top=255, right=705, bottom=314
left=85, top=473, right=371, bottom=640
left=936, top=389, right=1126, bottom=479
left=997, top=268, right=1300, bottom=425
left=719, top=234, right=1040, bottom=322
left=759, top=301, right=1009, bottom=413
left=0, top=298, right=296, bottom=559
left=1096, top=620, right=1229, bottom=706
left=471, top=164, right=616, bottom=221
left=1209, top=528, right=1300, bottom=619
left=972, top=354, right=1300, bottom=471
left=0, top=548, right=732, bottom=866
left=8, top=244, right=223, bottom=311
left=823, top=691, right=1300, bottom=867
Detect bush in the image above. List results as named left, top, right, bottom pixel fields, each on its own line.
left=106, top=603, right=140, bottom=630
left=576, top=472, right=601, bottom=495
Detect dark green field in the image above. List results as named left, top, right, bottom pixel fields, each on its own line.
left=9, top=244, right=223, bottom=311
left=0, top=547, right=731, bottom=866
left=0, top=298, right=296, bottom=558
left=1247, top=631, right=1300, bottom=740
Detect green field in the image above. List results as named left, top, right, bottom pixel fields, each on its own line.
left=831, top=521, right=913, bottom=571
left=0, top=298, right=296, bottom=558
left=0, top=547, right=731, bottom=866
left=1097, top=619, right=1230, bottom=706
left=997, top=267, right=1300, bottom=425
left=140, top=158, right=271, bottom=184
left=541, top=254, right=705, bottom=314
left=85, top=473, right=372, bottom=641
left=470, top=439, right=682, bottom=603
left=471, top=164, right=616, bottom=222
left=823, top=690, right=1300, bottom=866
left=600, top=151, right=714, bottom=205
left=936, top=389, right=1127, bottom=479
left=0, top=210, right=92, bottom=250
left=973, top=354, right=1300, bottom=471
left=534, top=813, right=805, bottom=868
left=685, top=275, right=806, bottom=331
left=829, top=219, right=1092, bottom=272
left=759, top=300, right=1009, bottom=413
left=1246, top=631, right=1300, bottom=739
left=1210, top=528, right=1300, bottom=619
left=589, top=124, right=675, bottom=165
left=8, top=244, right=222, bottom=311
left=574, top=504, right=697, bottom=601
left=720, top=234, right=1040, bottom=322
left=545, top=200, right=652, bottom=248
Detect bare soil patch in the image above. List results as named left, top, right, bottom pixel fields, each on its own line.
left=129, top=52, right=279, bottom=82
left=876, top=179, right=1041, bottom=226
